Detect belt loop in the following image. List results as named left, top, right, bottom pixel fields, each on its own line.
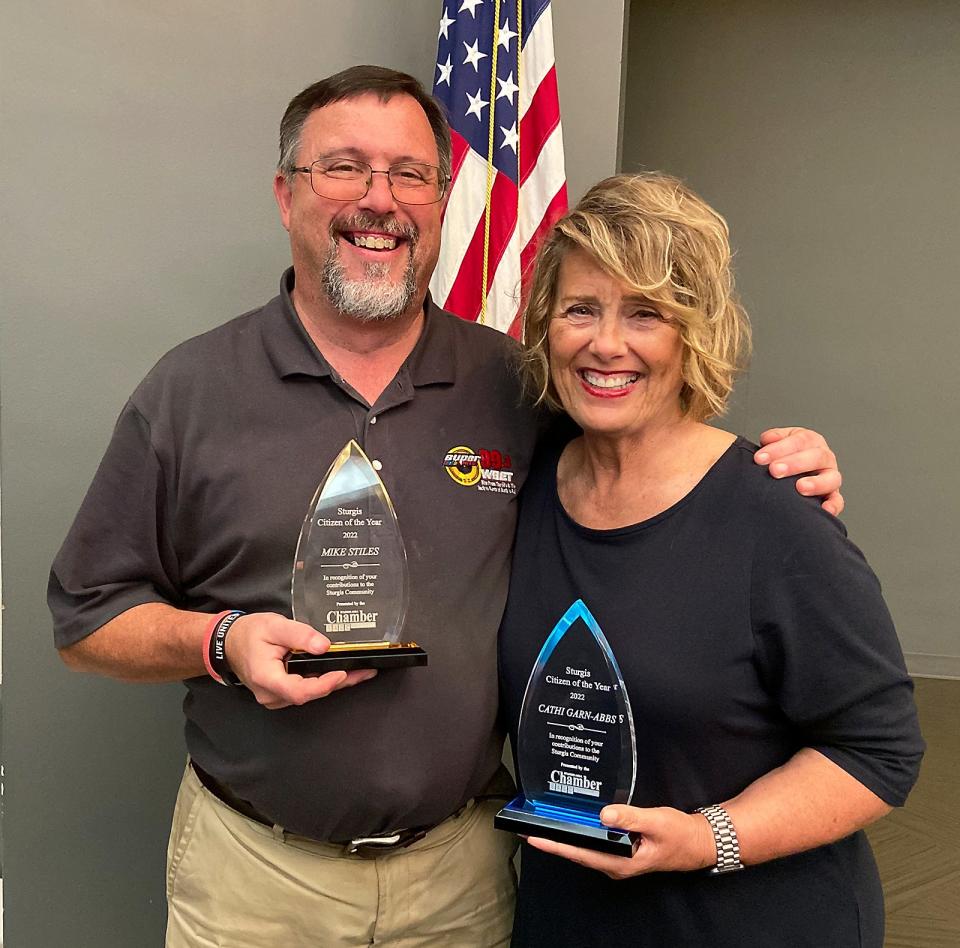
left=272, top=823, right=287, bottom=843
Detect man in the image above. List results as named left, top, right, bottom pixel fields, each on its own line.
left=50, top=66, right=843, bottom=947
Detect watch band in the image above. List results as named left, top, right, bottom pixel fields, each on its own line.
left=696, top=804, right=744, bottom=874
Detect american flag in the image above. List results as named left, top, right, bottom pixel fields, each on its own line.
left=430, top=0, right=568, bottom=336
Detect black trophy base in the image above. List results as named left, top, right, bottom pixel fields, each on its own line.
left=285, top=641, right=428, bottom=674
left=495, top=794, right=638, bottom=857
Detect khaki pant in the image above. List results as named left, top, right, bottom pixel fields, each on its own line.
left=165, top=763, right=517, bottom=947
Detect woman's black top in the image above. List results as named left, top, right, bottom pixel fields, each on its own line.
left=499, top=437, right=923, bottom=947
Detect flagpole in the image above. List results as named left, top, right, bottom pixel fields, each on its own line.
left=515, top=0, right=523, bottom=339
left=479, top=0, right=502, bottom=325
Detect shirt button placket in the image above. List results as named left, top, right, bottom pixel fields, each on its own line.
left=367, top=412, right=381, bottom=472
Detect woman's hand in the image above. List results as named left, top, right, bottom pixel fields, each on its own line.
left=754, top=427, right=844, bottom=515
left=527, top=750, right=893, bottom=879
left=525, top=805, right=717, bottom=880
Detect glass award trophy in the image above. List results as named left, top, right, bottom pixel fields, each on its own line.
left=285, top=440, right=427, bottom=673
left=495, top=599, right=638, bottom=856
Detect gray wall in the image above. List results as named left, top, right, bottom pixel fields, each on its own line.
left=0, top=2, right=628, bottom=944
left=623, top=0, right=960, bottom=676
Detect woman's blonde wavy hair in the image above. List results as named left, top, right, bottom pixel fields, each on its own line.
left=520, top=173, right=751, bottom=422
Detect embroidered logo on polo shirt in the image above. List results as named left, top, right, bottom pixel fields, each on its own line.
left=443, top=445, right=516, bottom=495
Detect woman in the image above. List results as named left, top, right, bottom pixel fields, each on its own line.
left=499, top=173, right=923, bottom=947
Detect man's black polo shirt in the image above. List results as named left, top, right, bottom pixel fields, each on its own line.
left=50, top=270, right=542, bottom=841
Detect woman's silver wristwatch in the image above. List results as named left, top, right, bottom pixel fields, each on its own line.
left=696, top=804, right=744, bottom=874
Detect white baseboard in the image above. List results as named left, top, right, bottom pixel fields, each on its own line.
left=905, top=652, right=960, bottom=681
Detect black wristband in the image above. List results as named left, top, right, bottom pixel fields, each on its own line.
left=208, top=611, right=246, bottom=686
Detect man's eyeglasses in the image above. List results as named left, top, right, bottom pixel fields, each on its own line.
left=291, top=157, right=447, bottom=206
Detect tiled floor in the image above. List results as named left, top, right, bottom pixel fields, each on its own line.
left=866, top=677, right=960, bottom=947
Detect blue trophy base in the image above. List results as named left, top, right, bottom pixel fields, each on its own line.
left=495, top=794, right=638, bottom=857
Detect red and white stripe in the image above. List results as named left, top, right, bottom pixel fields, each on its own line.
left=431, top=4, right=568, bottom=336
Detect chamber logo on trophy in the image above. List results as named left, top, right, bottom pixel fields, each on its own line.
left=495, top=599, right=638, bottom=855
left=285, top=440, right=427, bottom=673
